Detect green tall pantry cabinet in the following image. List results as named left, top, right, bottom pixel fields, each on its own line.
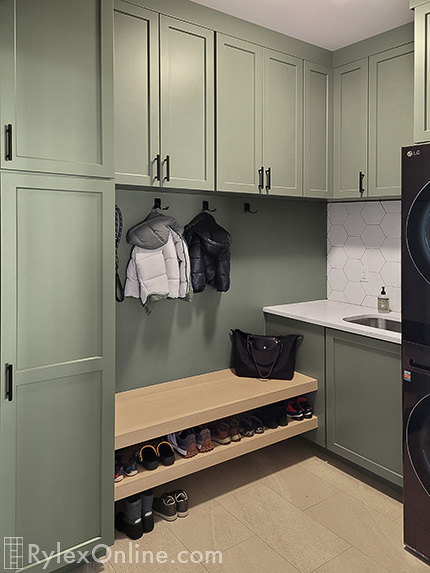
left=0, top=1, right=115, bottom=571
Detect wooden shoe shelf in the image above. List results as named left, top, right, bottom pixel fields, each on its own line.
left=115, top=369, right=317, bottom=501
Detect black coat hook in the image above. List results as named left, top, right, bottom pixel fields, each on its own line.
left=244, top=202, right=257, bottom=214
left=202, top=200, right=216, bottom=212
left=153, top=197, right=169, bottom=210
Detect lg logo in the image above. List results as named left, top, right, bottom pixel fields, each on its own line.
left=407, top=149, right=421, bottom=157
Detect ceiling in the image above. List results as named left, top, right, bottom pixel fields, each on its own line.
left=190, top=0, right=414, bottom=51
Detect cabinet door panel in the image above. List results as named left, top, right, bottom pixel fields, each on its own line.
left=304, top=62, right=333, bottom=198
left=0, top=0, right=113, bottom=178
left=114, top=3, right=159, bottom=186
left=326, top=330, right=402, bottom=486
left=414, top=3, right=430, bottom=143
left=217, top=35, right=263, bottom=193
left=0, top=174, right=115, bottom=570
left=263, top=50, right=303, bottom=196
left=369, top=44, right=414, bottom=197
left=160, top=17, right=214, bottom=190
left=334, top=59, right=368, bottom=198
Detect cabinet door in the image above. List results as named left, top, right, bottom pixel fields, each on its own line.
left=326, top=329, right=402, bottom=486
left=160, top=16, right=214, bottom=190
left=0, top=173, right=115, bottom=571
left=304, top=62, right=333, bottom=198
left=0, top=0, right=113, bottom=178
left=263, top=50, right=303, bottom=197
left=114, top=2, right=159, bottom=186
left=414, top=2, right=430, bottom=143
left=216, top=35, right=263, bottom=193
left=333, top=59, right=368, bottom=198
left=369, top=44, right=414, bottom=197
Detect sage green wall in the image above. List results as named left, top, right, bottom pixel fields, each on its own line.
left=115, top=190, right=327, bottom=391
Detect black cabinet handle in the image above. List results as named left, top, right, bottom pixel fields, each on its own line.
left=5, top=364, right=13, bottom=401
left=265, top=167, right=271, bottom=193
left=258, top=166, right=264, bottom=192
left=165, top=155, right=170, bottom=182
left=5, top=124, right=12, bottom=161
left=155, top=154, right=161, bottom=181
left=359, top=171, right=365, bottom=195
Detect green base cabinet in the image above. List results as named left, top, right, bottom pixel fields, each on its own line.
left=265, top=315, right=326, bottom=448
left=0, top=0, right=114, bottom=179
left=326, top=329, right=402, bottom=487
left=0, top=173, right=115, bottom=572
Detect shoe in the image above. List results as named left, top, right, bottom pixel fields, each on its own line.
left=259, top=405, right=279, bottom=429
left=167, top=431, right=198, bottom=458
left=210, top=422, right=231, bottom=444
left=285, top=399, right=304, bottom=421
left=156, top=440, right=175, bottom=466
left=238, top=418, right=255, bottom=437
left=248, top=414, right=264, bottom=434
left=118, top=454, right=138, bottom=477
left=115, top=494, right=144, bottom=539
left=172, top=489, right=189, bottom=518
left=193, top=426, right=213, bottom=452
left=227, top=418, right=241, bottom=441
left=275, top=401, right=289, bottom=426
left=141, top=489, right=154, bottom=533
left=115, top=458, right=124, bottom=483
left=135, top=444, right=159, bottom=470
left=297, top=396, right=313, bottom=419
left=153, top=493, right=177, bottom=521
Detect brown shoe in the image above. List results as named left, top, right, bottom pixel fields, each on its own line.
left=210, top=422, right=231, bottom=444
left=228, top=418, right=241, bottom=441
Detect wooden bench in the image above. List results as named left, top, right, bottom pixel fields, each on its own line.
left=115, top=369, right=317, bottom=500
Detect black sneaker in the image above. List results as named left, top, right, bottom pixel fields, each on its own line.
left=153, top=493, right=177, bottom=521
left=172, top=489, right=188, bottom=518
left=297, top=396, right=313, bottom=419
left=285, top=399, right=304, bottom=421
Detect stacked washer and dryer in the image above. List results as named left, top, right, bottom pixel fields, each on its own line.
left=402, top=143, right=430, bottom=562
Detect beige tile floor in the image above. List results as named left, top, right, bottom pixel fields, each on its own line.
left=78, top=437, right=430, bottom=573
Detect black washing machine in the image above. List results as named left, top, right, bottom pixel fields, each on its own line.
left=402, top=143, right=430, bottom=562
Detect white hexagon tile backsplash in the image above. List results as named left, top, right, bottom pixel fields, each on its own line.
left=327, top=201, right=401, bottom=312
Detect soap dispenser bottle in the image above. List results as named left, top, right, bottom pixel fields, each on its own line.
left=378, top=286, right=389, bottom=313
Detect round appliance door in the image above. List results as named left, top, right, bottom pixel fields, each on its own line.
left=406, top=394, right=430, bottom=495
left=406, top=181, right=430, bottom=285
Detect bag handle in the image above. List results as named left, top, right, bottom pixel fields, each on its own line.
left=115, top=205, right=125, bottom=302
left=247, top=334, right=283, bottom=379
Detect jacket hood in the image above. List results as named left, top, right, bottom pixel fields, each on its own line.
left=184, top=212, right=231, bottom=256
left=126, top=209, right=184, bottom=249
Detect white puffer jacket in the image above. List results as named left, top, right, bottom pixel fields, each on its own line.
left=124, top=210, right=192, bottom=312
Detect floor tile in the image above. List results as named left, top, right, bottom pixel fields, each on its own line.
left=302, top=456, right=402, bottom=520
left=217, top=482, right=350, bottom=573
left=203, top=536, right=299, bottom=573
left=305, top=491, right=428, bottom=572
left=312, top=547, right=389, bottom=572
left=160, top=498, right=254, bottom=553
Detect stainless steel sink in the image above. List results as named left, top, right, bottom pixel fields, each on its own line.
left=343, top=314, right=401, bottom=333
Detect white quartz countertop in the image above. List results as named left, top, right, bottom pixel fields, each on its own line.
left=263, top=300, right=401, bottom=344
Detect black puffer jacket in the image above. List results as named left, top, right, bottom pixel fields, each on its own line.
left=184, top=212, right=231, bottom=293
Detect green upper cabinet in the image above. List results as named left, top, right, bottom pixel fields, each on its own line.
left=333, top=58, right=368, bottom=199
left=368, top=44, right=414, bottom=196
left=217, top=34, right=303, bottom=196
left=304, top=62, right=333, bottom=198
left=114, top=2, right=214, bottom=190
left=0, top=0, right=114, bottom=178
left=0, top=172, right=115, bottom=570
left=414, top=2, right=430, bottom=142
left=334, top=44, right=414, bottom=199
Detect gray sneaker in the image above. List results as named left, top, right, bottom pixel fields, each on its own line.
left=153, top=493, right=177, bottom=521
left=167, top=430, right=198, bottom=458
left=193, top=426, right=213, bottom=452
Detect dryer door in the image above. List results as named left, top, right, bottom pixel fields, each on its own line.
left=406, top=180, right=430, bottom=285
left=406, top=393, right=430, bottom=495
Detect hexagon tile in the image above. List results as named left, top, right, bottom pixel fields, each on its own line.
left=327, top=201, right=401, bottom=312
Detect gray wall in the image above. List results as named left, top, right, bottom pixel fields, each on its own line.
left=115, top=189, right=327, bottom=391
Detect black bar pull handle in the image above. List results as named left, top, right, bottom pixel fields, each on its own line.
left=5, top=124, right=12, bottom=161
left=155, top=154, right=161, bottom=181
left=359, top=171, right=365, bottom=195
left=5, top=364, right=13, bottom=401
left=258, top=166, right=264, bottom=192
left=265, top=167, right=271, bottom=193
left=165, top=155, right=170, bottom=182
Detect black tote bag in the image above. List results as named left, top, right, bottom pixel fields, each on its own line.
left=231, top=329, right=302, bottom=380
